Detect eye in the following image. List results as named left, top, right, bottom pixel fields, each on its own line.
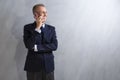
left=43, top=11, right=47, bottom=14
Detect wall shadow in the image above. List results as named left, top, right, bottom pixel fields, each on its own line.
left=11, top=16, right=27, bottom=80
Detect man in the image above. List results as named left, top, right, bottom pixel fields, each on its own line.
left=23, top=4, right=58, bottom=80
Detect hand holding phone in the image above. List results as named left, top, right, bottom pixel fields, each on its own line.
left=34, top=12, right=44, bottom=29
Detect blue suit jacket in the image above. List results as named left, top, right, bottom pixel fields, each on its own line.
left=23, top=22, right=58, bottom=73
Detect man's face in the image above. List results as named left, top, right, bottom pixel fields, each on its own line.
left=34, top=6, right=47, bottom=23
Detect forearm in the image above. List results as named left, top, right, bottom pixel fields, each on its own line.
left=37, top=41, right=58, bottom=51
left=23, top=25, right=41, bottom=50
left=23, top=35, right=35, bottom=50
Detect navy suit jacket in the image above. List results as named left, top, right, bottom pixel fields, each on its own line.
left=23, top=22, right=58, bottom=73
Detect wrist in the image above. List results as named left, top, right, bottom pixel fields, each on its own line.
left=36, top=24, right=42, bottom=28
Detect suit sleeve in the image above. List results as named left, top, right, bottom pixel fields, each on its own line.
left=23, top=25, right=36, bottom=50
left=37, top=27, right=58, bottom=52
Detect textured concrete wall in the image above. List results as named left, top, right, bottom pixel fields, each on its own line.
left=0, top=0, right=120, bottom=80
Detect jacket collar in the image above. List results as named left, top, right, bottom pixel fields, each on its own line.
left=33, top=21, right=46, bottom=28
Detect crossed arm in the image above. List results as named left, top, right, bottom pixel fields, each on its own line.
left=23, top=25, right=58, bottom=52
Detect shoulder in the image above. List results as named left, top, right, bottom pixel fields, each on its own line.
left=24, top=22, right=35, bottom=29
left=24, top=22, right=34, bottom=27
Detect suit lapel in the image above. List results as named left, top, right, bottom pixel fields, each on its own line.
left=42, top=24, right=51, bottom=42
left=43, top=24, right=48, bottom=37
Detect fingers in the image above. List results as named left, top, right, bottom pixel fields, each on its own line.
left=38, top=16, right=43, bottom=20
left=36, top=16, right=43, bottom=23
left=34, top=12, right=44, bottom=21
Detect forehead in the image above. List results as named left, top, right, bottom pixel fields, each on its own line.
left=35, top=6, right=47, bottom=11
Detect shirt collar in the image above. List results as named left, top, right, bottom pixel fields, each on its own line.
left=42, top=24, right=45, bottom=28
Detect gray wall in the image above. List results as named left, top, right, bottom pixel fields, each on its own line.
left=0, top=0, right=120, bottom=80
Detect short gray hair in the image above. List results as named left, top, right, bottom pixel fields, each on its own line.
left=32, top=4, right=45, bottom=14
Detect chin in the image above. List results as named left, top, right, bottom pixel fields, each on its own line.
left=42, top=18, right=47, bottom=22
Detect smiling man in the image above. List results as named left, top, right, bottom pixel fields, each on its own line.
left=23, top=4, right=58, bottom=80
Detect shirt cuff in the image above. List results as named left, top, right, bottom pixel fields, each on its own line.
left=35, top=28, right=41, bottom=33
left=34, top=44, right=38, bottom=52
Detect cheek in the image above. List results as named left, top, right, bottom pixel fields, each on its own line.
left=43, top=13, right=47, bottom=16
left=34, top=15, right=37, bottom=19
